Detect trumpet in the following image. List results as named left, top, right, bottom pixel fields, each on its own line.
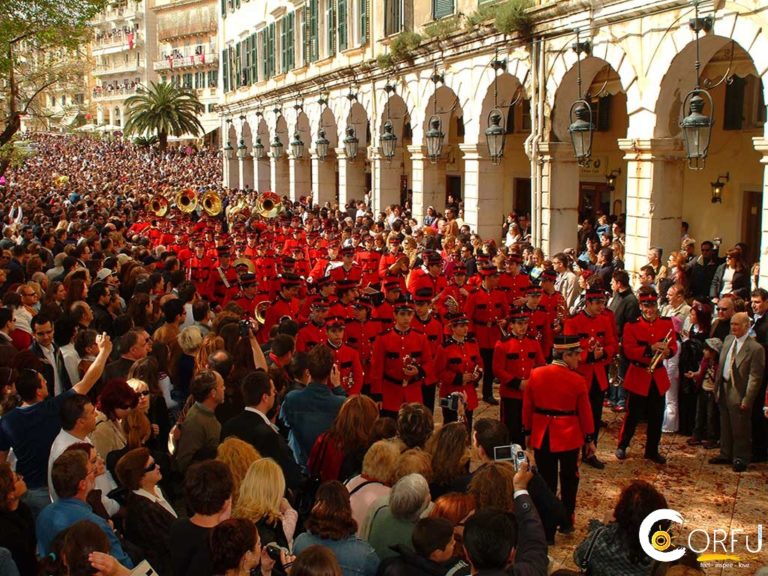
left=647, top=329, right=674, bottom=373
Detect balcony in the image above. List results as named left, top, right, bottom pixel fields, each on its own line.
left=93, top=62, right=144, bottom=76
left=93, top=30, right=143, bottom=51
left=92, top=86, right=139, bottom=101
left=92, top=3, right=144, bottom=25
left=157, top=5, right=216, bottom=42
left=154, top=51, right=218, bottom=71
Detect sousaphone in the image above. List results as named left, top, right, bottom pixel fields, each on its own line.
left=255, top=191, right=283, bottom=219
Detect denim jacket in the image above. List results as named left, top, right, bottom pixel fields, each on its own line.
left=293, top=532, right=379, bottom=576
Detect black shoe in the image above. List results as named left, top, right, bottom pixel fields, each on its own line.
left=708, top=455, right=731, bottom=465
left=584, top=455, right=606, bottom=469
left=645, top=453, right=667, bottom=465
left=733, top=460, right=748, bottom=472
left=615, top=448, right=627, bottom=460
left=483, top=396, right=499, bottom=406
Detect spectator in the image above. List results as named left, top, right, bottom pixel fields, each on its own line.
left=209, top=518, right=286, bottom=576
left=293, top=481, right=380, bottom=576
left=608, top=270, right=639, bottom=411
left=174, top=370, right=224, bottom=474
left=103, top=329, right=151, bottom=383
left=91, top=379, right=139, bottom=460
left=292, top=545, right=344, bottom=576
left=0, top=462, right=36, bottom=576
left=427, top=422, right=470, bottom=501
left=710, top=248, right=750, bottom=301
left=170, top=460, right=233, bottom=576
left=346, top=440, right=399, bottom=536
left=396, top=403, right=434, bottom=450
left=687, top=241, right=720, bottom=300
left=711, top=295, right=735, bottom=341
left=30, top=313, right=72, bottom=396
left=216, top=437, right=261, bottom=507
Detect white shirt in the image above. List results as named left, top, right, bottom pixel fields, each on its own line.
left=134, top=486, right=177, bottom=518
left=14, top=306, right=34, bottom=335
left=721, top=267, right=736, bottom=296
left=722, top=333, right=748, bottom=381
left=39, top=343, right=63, bottom=396
left=60, top=342, right=81, bottom=385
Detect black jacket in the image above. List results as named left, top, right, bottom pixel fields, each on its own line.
left=377, top=545, right=470, bottom=576
left=29, top=340, right=72, bottom=396
left=608, top=288, right=640, bottom=340
left=709, top=263, right=749, bottom=300
left=221, top=409, right=303, bottom=490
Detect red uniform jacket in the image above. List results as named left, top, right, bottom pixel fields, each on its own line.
left=372, top=300, right=397, bottom=335
left=434, top=336, right=482, bottom=410
left=564, top=310, right=618, bottom=391
left=328, top=262, right=363, bottom=284
left=540, top=291, right=567, bottom=335
left=411, top=313, right=443, bottom=360
left=523, top=362, right=594, bottom=452
left=436, top=283, right=470, bottom=321
left=357, top=250, right=382, bottom=287
left=465, top=286, right=508, bottom=349
left=295, top=320, right=327, bottom=353
left=206, top=265, right=239, bottom=306
left=493, top=336, right=545, bottom=400
left=345, top=319, right=378, bottom=378
left=499, top=272, right=531, bottom=308
left=370, top=327, right=434, bottom=413
left=524, top=305, right=552, bottom=360
left=622, top=316, right=678, bottom=396
left=187, top=255, right=213, bottom=298
left=261, top=294, right=300, bottom=343
left=407, top=268, right=447, bottom=299
left=328, top=341, right=364, bottom=395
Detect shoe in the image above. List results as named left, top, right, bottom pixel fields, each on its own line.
left=686, top=438, right=703, bottom=446
left=708, top=455, right=731, bottom=465
left=612, top=405, right=626, bottom=413
left=645, top=453, right=667, bottom=465
left=584, top=455, right=606, bottom=469
left=733, top=460, right=748, bottom=473
left=615, top=448, right=627, bottom=460
left=483, top=396, right=499, bottom=406
left=702, top=440, right=719, bottom=449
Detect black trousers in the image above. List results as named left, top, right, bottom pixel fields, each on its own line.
left=752, top=379, right=768, bottom=461
left=422, top=384, right=436, bottom=415
left=618, top=384, right=665, bottom=456
left=480, top=347, right=495, bottom=399
left=442, top=407, right=474, bottom=433
left=535, top=430, right=580, bottom=520
left=500, top=397, right=525, bottom=448
left=588, top=375, right=604, bottom=446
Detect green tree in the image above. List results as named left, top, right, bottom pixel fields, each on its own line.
left=123, top=81, right=205, bottom=151
left=0, top=0, right=108, bottom=174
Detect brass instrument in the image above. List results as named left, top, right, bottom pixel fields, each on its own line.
left=254, top=300, right=270, bottom=325
left=553, top=300, right=567, bottom=332
left=647, top=329, right=674, bottom=373
left=255, top=191, right=283, bottom=218
left=201, top=191, right=222, bottom=217
left=149, top=195, right=169, bottom=217
left=176, top=188, right=198, bottom=213
left=445, top=294, right=460, bottom=312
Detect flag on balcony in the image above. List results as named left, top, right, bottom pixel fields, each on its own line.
left=167, top=55, right=173, bottom=69
left=128, top=32, right=134, bottom=49
left=200, top=53, right=205, bottom=64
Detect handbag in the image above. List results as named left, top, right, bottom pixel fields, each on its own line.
left=579, top=526, right=605, bottom=576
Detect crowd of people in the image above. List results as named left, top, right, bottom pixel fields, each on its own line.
left=0, top=132, right=764, bottom=576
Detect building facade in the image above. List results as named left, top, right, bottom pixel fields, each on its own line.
left=218, top=0, right=768, bottom=282
left=92, top=0, right=158, bottom=128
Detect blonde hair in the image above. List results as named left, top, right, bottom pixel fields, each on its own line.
left=195, top=334, right=225, bottom=372
left=126, top=378, right=148, bottom=394
left=217, top=437, right=261, bottom=506
left=178, top=326, right=203, bottom=355
left=233, top=458, right=285, bottom=525
left=394, top=448, right=433, bottom=483
left=361, top=440, right=400, bottom=485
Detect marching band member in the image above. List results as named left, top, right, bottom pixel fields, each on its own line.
left=326, top=316, right=364, bottom=396
left=295, top=300, right=330, bottom=353
left=411, top=287, right=443, bottom=411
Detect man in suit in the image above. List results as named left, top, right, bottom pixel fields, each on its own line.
left=221, top=370, right=303, bottom=490
left=710, top=312, right=765, bottom=472
left=30, top=313, right=72, bottom=396
left=749, top=288, right=768, bottom=462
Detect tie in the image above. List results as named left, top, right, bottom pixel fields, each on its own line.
left=724, top=340, right=737, bottom=382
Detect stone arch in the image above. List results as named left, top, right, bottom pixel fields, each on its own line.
left=295, top=111, right=311, bottom=152
left=344, top=101, right=369, bottom=149
left=241, top=121, right=253, bottom=152
left=255, top=117, right=269, bottom=147
left=379, top=93, right=410, bottom=149
left=476, top=71, right=527, bottom=145
left=227, top=122, right=237, bottom=147
left=317, top=106, right=339, bottom=149
left=420, top=84, right=465, bottom=145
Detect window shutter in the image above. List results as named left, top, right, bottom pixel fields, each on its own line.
left=359, top=0, right=368, bottom=44
left=724, top=76, right=746, bottom=131
left=338, top=0, right=347, bottom=51
left=222, top=48, right=229, bottom=92
left=310, top=0, right=319, bottom=62
left=287, top=13, right=295, bottom=70
left=281, top=18, right=288, bottom=73
left=268, top=23, right=276, bottom=78
left=260, top=30, right=268, bottom=80
left=432, top=0, right=454, bottom=19
left=221, top=0, right=227, bottom=17
left=326, top=0, right=336, bottom=56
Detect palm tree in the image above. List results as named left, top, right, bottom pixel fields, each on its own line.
left=123, top=81, right=204, bottom=151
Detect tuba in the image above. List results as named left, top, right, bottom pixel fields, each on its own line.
left=149, top=195, right=169, bottom=217
left=255, top=191, right=284, bottom=219
left=201, top=191, right=222, bottom=217
left=254, top=300, right=271, bottom=325
left=176, top=188, right=198, bottom=213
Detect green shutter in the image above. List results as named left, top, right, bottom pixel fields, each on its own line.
left=260, top=30, right=267, bottom=79
left=359, top=0, right=367, bottom=44
left=338, top=0, right=347, bottom=51
left=249, top=34, right=258, bottom=84
left=235, top=42, right=242, bottom=87
left=327, top=0, right=336, bottom=56
left=310, top=0, right=319, bottom=62
left=433, top=0, right=454, bottom=19
left=268, top=23, right=276, bottom=78
left=222, top=48, right=229, bottom=92
left=287, top=13, right=295, bottom=70
left=281, top=17, right=288, bottom=73
left=221, top=0, right=227, bottom=17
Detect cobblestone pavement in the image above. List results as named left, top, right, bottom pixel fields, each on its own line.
left=463, top=398, right=768, bottom=575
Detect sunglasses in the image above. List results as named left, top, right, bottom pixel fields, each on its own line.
left=143, top=462, right=157, bottom=473
left=137, top=390, right=150, bottom=397
left=716, top=306, right=731, bottom=312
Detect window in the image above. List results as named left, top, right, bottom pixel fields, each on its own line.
left=359, top=0, right=368, bottom=44
left=281, top=13, right=295, bottom=73
left=432, top=0, right=454, bottom=20
left=260, top=24, right=276, bottom=80
left=304, top=0, right=319, bottom=63
left=248, top=34, right=258, bottom=84
left=183, top=73, right=193, bottom=89
left=242, top=37, right=252, bottom=85
left=592, top=95, right=612, bottom=132
left=384, top=0, right=402, bottom=36
left=208, top=69, right=217, bottom=88
left=326, top=0, right=336, bottom=57
left=222, top=47, right=229, bottom=92
left=338, top=0, right=347, bottom=50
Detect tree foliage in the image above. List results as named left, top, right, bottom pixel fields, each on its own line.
left=123, top=82, right=205, bottom=151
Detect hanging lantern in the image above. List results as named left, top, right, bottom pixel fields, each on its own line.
left=485, top=109, right=505, bottom=165
left=315, top=129, right=329, bottom=161
left=290, top=132, right=304, bottom=159
left=270, top=135, right=283, bottom=159
left=568, top=100, right=594, bottom=166
left=680, top=91, right=713, bottom=170
left=236, top=137, right=248, bottom=159
left=252, top=136, right=265, bottom=159
left=223, top=141, right=234, bottom=160
left=380, top=120, right=397, bottom=161
left=425, top=116, right=444, bottom=163
left=344, top=126, right=359, bottom=160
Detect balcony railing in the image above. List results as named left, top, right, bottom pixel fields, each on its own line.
left=94, top=62, right=144, bottom=76
left=153, top=51, right=218, bottom=71
left=92, top=86, right=139, bottom=100
left=92, top=4, right=143, bottom=24
left=93, top=30, right=142, bottom=50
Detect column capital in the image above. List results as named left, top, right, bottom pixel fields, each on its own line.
left=618, top=138, right=684, bottom=161
left=407, top=145, right=426, bottom=161
left=538, top=141, right=579, bottom=163
left=458, top=143, right=481, bottom=161
left=752, top=136, right=768, bottom=160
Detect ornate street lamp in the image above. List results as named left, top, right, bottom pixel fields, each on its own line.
left=223, top=141, right=234, bottom=160
left=710, top=172, right=728, bottom=203
left=426, top=69, right=444, bottom=163
left=252, top=136, right=265, bottom=159
left=270, top=135, right=283, bottom=159
left=485, top=55, right=507, bottom=164
left=315, top=129, right=330, bottom=161
left=344, top=126, right=359, bottom=160
left=236, top=137, right=248, bottom=159
left=290, top=132, right=304, bottom=159
left=380, top=82, right=397, bottom=161
left=568, top=31, right=594, bottom=166
left=680, top=2, right=714, bottom=170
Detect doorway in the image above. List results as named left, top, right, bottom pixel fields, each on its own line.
left=514, top=178, right=531, bottom=217
left=446, top=175, right=462, bottom=204
left=579, top=182, right=612, bottom=221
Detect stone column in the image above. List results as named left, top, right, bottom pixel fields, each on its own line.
left=312, top=152, right=336, bottom=206
left=337, top=148, right=367, bottom=208
left=753, top=137, right=768, bottom=288
left=538, top=141, right=580, bottom=257
left=410, top=145, right=445, bottom=224
left=271, top=156, right=290, bottom=197
left=461, top=143, right=505, bottom=242
left=238, top=154, right=254, bottom=190
left=253, top=156, right=270, bottom=192
left=289, top=154, right=311, bottom=202
left=223, top=155, right=238, bottom=189
left=618, top=138, right=685, bottom=276
left=370, top=147, right=402, bottom=213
